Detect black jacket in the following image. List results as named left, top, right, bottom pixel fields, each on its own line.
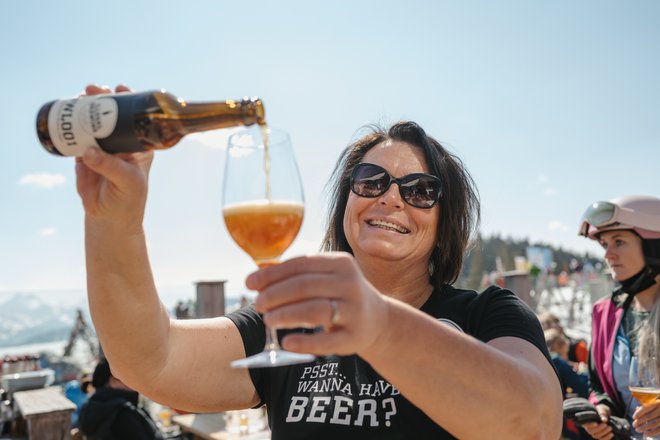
left=78, top=387, right=164, bottom=440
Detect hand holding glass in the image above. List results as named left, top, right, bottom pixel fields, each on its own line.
left=222, top=127, right=315, bottom=368
left=629, top=356, right=660, bottom=439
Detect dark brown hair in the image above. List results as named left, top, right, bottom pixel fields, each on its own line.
left=321, top=121, right=480, bottom=286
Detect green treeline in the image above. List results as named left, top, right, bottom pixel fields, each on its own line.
left=456, top=234, right=602, bottom=291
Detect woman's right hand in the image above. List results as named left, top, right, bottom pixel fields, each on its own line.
left=75, top=85, right=154, bottom=233
left=247, top=252, right=390, bottom=357
left=581, top=404, right=613, bottom=439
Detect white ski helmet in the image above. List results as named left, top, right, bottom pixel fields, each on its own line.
left=578, top=195, right=660, bottom=240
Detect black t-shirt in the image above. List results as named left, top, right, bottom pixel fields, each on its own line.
left=227, top=285, right=552, bottom=440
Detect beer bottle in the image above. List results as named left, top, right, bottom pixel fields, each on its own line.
left=36, top=90, right=265, bottom=156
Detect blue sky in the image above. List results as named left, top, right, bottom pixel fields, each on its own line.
left=1, top=1, right=659, bottom=299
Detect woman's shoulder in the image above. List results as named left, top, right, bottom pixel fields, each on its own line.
left=427, top=284, right=545, bottom=346
left=423, top=285, right=523, bottom=333
left=451, top=285, right=540, bottom=324
left=440, top=284, right=519, bottom=305
left=425, top=284, right=479, bottom=311
left=438, top=284, right=480, bottom=299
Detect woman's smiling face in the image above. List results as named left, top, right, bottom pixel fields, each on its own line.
left=343, top=140, right=440, bottom=266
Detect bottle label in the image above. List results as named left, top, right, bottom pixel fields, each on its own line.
left=47, top=95, right=119, bottom=156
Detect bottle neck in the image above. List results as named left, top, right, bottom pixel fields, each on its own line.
left=173, top=98, right=265, bottom=135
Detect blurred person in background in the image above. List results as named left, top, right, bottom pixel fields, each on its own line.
left=78, top=358, right=164, bottom=440
left=64, top=371, right=92, bottom=428
left=578, top=195, right=660, bottom=440
left=545, top=328, right=589, bottom=398
left=539, top=311, right=589, bottom=367
left=546, top=328, right=590, bottom=440
left=543, top=328, right=590, bottom=440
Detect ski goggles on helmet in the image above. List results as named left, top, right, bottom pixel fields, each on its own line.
left=579, top=196, right=660, bottom=240
left=578, top=201, right=641, bottom=238
left=350, top=163, right=442, bottom=209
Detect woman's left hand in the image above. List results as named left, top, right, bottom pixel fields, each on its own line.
left=247, top=252, right=389, bottom=356
left=632, top=399, right=660, bottom=437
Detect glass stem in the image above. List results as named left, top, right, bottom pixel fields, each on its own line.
left=265, top=325, right=280, bottom=351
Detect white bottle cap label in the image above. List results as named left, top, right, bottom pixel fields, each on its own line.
left=47, top=95, right=119, bottom=156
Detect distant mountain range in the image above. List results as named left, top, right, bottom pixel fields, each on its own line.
left=0, top=292, right=86, bottom=348
left=0, top=289, right=246, bottom=349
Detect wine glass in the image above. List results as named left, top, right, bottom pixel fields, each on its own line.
left=629, top=356, right=660, bottom=439
left=222, top=126, right=315, bottom=368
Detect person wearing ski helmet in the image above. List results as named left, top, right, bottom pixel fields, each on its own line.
left=578, top=195, right=660, bottom=439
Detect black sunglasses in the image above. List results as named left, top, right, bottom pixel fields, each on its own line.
left=350, top=163, right=442, bottom=209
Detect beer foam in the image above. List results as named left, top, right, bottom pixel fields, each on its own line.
left=222, top=200, right=304, bottom=216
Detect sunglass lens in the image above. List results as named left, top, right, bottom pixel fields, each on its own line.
left=352, top=164, right=390, bottom=197
left=400, top=177, right=441, bottom=208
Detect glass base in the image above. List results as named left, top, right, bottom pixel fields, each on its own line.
left=231, top=349, right=315, bottom=368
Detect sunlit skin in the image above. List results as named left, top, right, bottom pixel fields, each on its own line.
left=598, top=230, right=646, bottom=282
left=343, top=140, right=439, bottom=303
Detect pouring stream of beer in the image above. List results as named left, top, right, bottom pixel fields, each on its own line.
left=260, top=125, right=272, bottom=202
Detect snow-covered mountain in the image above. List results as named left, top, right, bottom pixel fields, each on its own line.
left=0, top=292, right=87, bottom=348
left=0, top=287, right=245, bottom=349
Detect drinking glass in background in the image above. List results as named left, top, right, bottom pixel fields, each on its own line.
left=629, top=356, right=660, bottom=439
left=222, top=127, right=315, bottom=368
left=224, top=408, right=268, bottom=436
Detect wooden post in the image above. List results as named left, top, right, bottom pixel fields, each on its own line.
left=195, top=281, right=226, bottom=318
left=502, top=271, right=535, bottom=311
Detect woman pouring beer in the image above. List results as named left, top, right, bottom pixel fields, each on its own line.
left=75, top=84, right=562, bottom=439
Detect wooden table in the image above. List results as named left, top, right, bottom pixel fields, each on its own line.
left=172, top=412, right=270, bottom=440
left=13, top=387, right=76, bottom=440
